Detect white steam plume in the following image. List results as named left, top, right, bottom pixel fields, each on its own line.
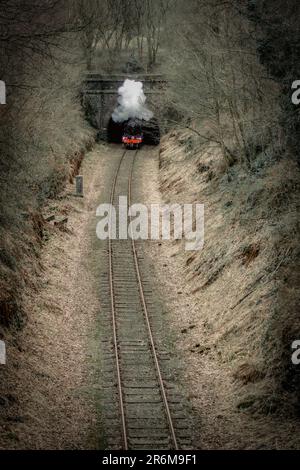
left=112, top=79, right=153, bottom=123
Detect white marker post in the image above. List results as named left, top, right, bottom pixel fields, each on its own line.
left=0, top=340, right=6, bottom=365
left=0, top=81, right=6, bottom=105
left=75, top=175, right=84, bottom=197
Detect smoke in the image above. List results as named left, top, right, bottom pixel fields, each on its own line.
left=112, top=79, right=153, bottom=123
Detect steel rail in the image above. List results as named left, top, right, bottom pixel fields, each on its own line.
left=108, top=149, right=128, bottom=449
left=108, top=148, right=179, bottom=450
left=128, top=150, right=179, bottom=450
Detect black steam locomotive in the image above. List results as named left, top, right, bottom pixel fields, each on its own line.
left=107, top=117, right=160, bottom=148
left=122, top=120, right=143, bottom=149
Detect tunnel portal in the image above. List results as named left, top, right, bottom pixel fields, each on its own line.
left=82, top=74, right=166, bottom=141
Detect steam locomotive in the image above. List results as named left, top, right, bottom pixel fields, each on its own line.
left=107, top=117, right=160, bottom=148
left=122, top=120, right=143, bottom=149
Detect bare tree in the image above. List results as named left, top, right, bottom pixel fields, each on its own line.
left=144, top=0, right=171, bottom=70
left=73, top=0, right=105, bottom=69
left=165, top=0, right=279, bottom=167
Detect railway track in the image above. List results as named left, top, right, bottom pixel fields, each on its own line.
left=99, top=148, right=191, bottom=450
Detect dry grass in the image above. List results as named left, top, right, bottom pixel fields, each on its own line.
left=0, top=38, right=95, bottom=329
left=0, top=147, right=107, bottom=449
left=143, top=128, right=300, bottom=448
